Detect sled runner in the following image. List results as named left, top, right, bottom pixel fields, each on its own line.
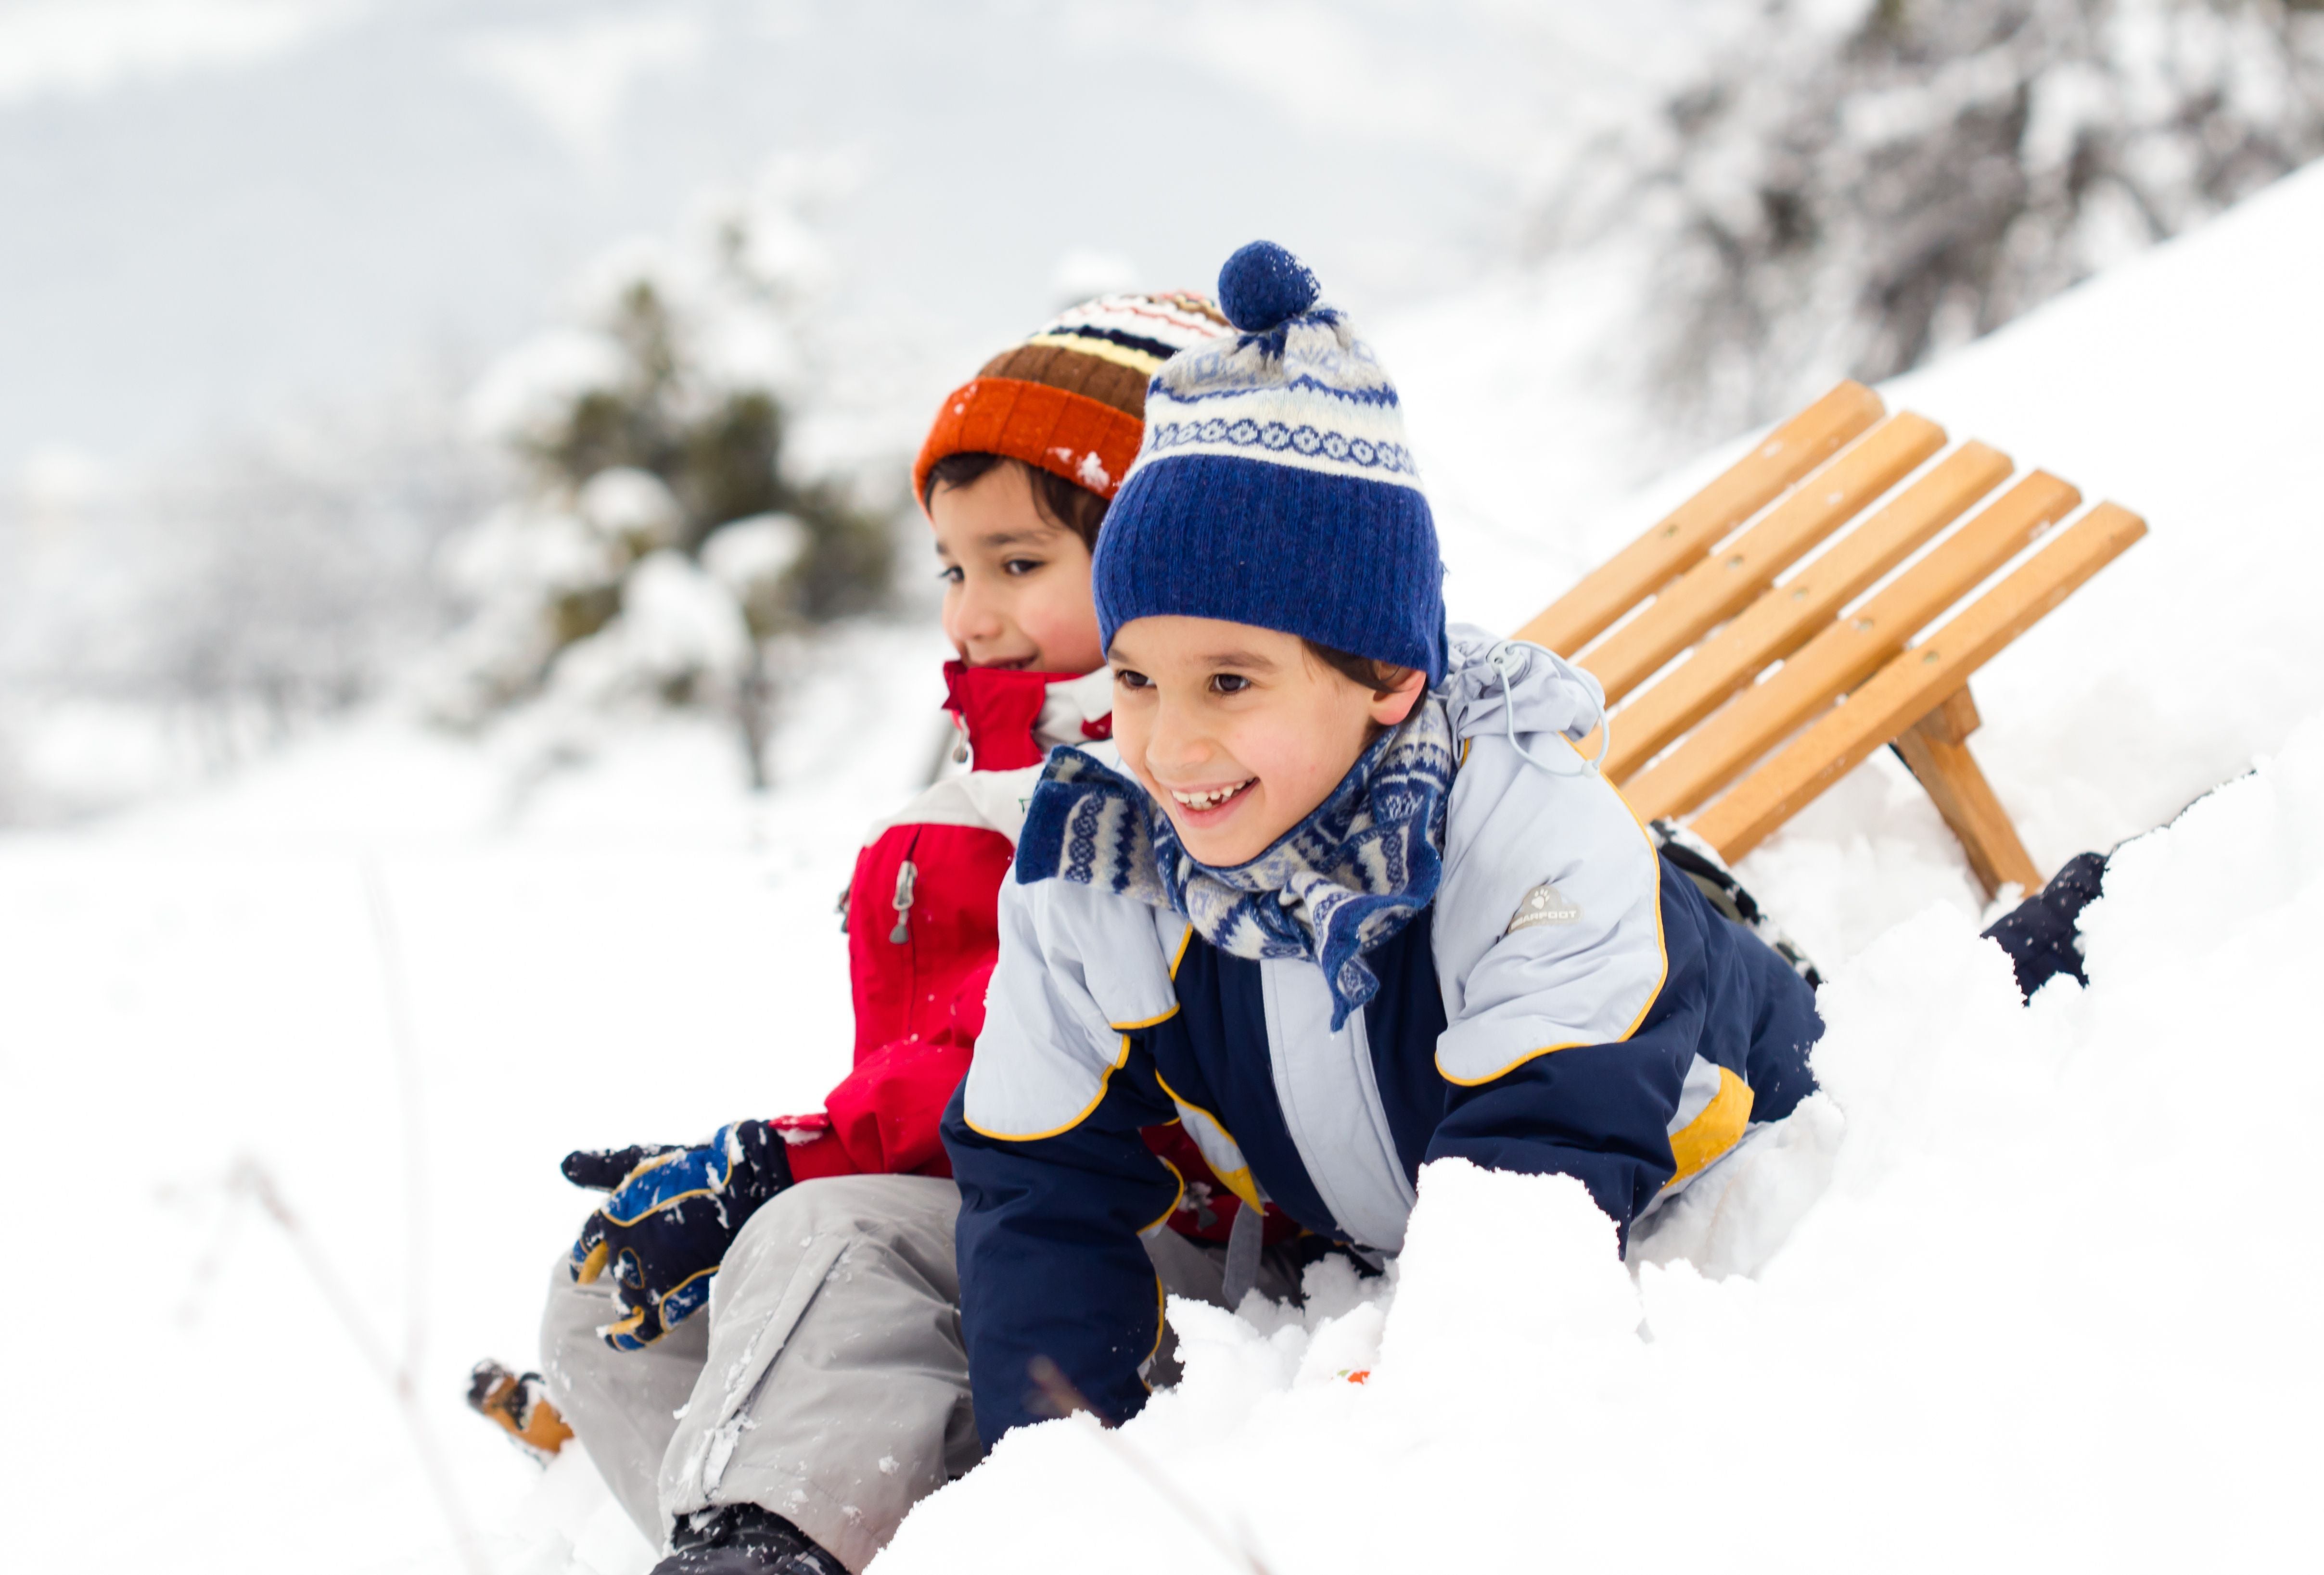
left=1516, top=381, right=2146, bottom=898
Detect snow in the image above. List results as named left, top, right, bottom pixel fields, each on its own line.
left=5, top=134, right=2323, bottom=1575
left=883, top=159, right=2324, bottom=1572
left=465, top=331, right=633, bottom=451
left=575, top=472, right=683, bottom=557
left=1397, top=154, right=2324, bottom=965
left=0, top=623, right=948, bottom=1573
left=700, top=516, right=807, bottom=601
left=546, top=551, right=753, bottom=709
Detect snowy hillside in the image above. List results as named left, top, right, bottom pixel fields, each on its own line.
left=876, top=161, right=2324, bottom=1572
left=0, top=622, right=957, bottom=1574
left=863, top=167, right=2324, bottom=1571
left=1394, top=155, right=2324, bottom=962
left=4, top=154, right=2320, bottom=1575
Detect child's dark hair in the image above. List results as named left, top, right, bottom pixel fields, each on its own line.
left=1304, top=641, right=1416, bottom=698
left=922, top=453, right=1109, bottom=551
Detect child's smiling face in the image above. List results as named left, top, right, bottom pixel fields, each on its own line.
left=1108, top=616, right=1424, bottom=866
left=930, top=463, right=1107, bottom=673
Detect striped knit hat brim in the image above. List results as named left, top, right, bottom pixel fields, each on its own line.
left=914, top=291, right=1229, bottom=508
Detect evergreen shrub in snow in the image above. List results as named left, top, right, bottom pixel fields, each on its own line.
left=1538, top=0, right=2324, bottom=432
left=426, top=161, right=895, bottom=772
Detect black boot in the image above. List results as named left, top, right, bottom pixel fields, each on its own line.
left=650, top=1503, right=847, bottom=1575
left=1980, top=850, right=2107, bottom=998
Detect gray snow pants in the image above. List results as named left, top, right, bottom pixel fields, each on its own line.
left=541, top=1172, right=1290, bottom=1573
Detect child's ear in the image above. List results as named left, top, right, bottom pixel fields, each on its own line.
left=1367, top=668, right=1427, bottom=728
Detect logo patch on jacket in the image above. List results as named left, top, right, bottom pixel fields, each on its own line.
left=1507, top=882, right=1583, bottom=933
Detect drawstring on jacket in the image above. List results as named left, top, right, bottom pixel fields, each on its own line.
left=1484, top=640, right=1610, bottom=777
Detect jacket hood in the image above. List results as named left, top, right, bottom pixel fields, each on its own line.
left=1437, top=623, right=1607, bottom=756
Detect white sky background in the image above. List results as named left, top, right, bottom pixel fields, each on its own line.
left=0, top=0, right=1747, bottom=483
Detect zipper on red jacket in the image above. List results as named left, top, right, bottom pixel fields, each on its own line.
left=891, top=828, right=923, bottom=1037
left=889, top=853, right=919, bottom=943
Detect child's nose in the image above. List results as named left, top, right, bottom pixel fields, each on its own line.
left=951, top=584, right=1008, bottom=647
left=1144, top=699, right=1216, bottom=773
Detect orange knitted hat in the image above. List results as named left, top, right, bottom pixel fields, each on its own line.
left=913, top=291, right=1230, bottom=511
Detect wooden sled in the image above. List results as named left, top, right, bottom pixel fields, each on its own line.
left=1515, top=381, right=2146, bottom=899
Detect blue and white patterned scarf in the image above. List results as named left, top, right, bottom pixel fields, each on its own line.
left=1014, top=699, right=1456, bottom=1029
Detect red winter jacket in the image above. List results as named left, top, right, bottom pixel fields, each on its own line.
left=772, top=662, right=1292, bottom=1247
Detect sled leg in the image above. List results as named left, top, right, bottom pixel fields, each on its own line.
left=1892, top=686, right=2043, bottom=900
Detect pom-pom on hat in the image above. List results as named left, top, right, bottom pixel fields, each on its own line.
left=1217, top=240, right=1320, bottom=332
left=913, top=291, right=1231, bottom=509
left=1094, top=241, right=1448, bottom=684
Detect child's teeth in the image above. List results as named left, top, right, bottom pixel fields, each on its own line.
left=1173, top=780, right=1250, bottom=811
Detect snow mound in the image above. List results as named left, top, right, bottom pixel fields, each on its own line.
left=879, top=714, right=2324, bottom=1573
left=1399, top=155, right=2324, bottom=968
left=8, top=76, right=2321, bottom=1575
left=866, top=158, right=2324, bottom=1575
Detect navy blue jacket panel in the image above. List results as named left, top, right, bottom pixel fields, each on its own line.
left=945, top=1067, right=1179, bottom=1438
left=945, top=859, right=1821, bottom=1447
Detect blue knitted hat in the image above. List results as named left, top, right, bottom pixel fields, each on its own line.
left=1092, top=241, right=1448, bottom=684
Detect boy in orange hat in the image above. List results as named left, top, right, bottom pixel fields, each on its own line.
left=507, top=291, right=1295, bottom=1575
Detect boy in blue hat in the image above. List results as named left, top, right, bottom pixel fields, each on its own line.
left=941, top=241, right=1827, bottom=1444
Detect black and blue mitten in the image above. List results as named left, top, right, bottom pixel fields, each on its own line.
left=566, top=1121, right=792, bottom=1351
left=1980, top=849, right=2108, bottom=998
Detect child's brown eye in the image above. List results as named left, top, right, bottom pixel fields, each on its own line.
left=1211, top=673, right=1250, bottom=695
left=1114, top=669, right=1152, bottom=690
left=1003, top=558, right=1042, bottom=576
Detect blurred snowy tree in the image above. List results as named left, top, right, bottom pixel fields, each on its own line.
left=427, top=159, right=895, bottom=782
left=1537, top=0, right=2324, bottom=432
left=0, top=383, right=496, bottom=820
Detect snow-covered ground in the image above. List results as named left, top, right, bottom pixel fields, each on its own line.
left=877, top=161, right=2324, bottom=1572
left=5, top=158, right=2321, bottom=1575
left=0, top=622, right=952, bottom=1573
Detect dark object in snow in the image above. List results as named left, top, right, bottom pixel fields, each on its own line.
left=1981, top=850, right=2108, bottom=998
left=1651, top=818, right=1822, bottom=989
left=562, top=1142, right=688, bottom=1191
left=1216, top=239, right=1321, bottom=333
left=567, top=1120, right=795, bottom=1350
left=655, top=1503, right=845, bottom=1575
left=465, top=1359, right=572, bottom=1460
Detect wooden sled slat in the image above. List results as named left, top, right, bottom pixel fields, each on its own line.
left=1687, top=503, right=2150, bottom=860
left=1601, top=440, right=2012, bottom=781
left=1621, top=468, right=2083, bottom=824
left=1513, top=381, right=1885, bottom=658
left=1578, top=412, right=1949, bottom=705
left=1516, top=379, right=2146, bottom=892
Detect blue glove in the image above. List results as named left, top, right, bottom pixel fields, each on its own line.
left=566, top=1121, right=792, bottom=1350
